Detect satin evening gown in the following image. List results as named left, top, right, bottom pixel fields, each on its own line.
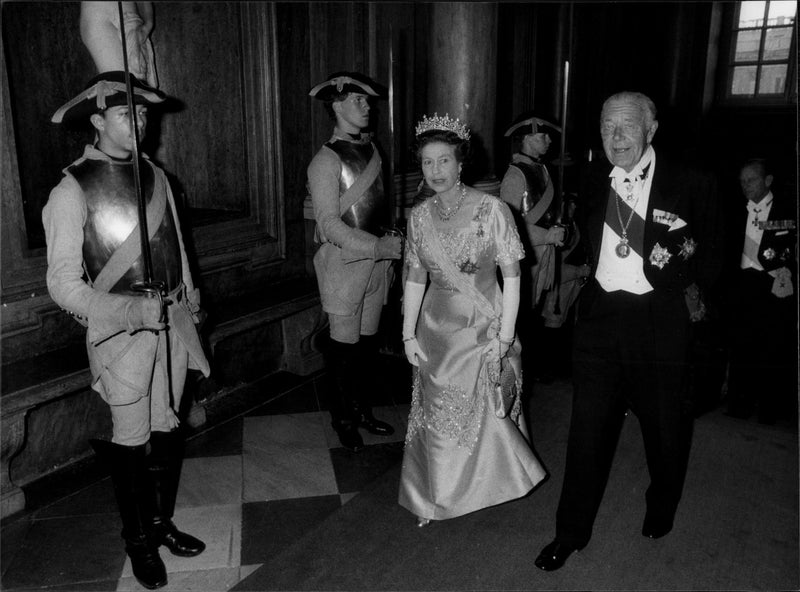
left=399, top=194, right=546, bottom=521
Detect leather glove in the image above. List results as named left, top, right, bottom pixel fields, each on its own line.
left=545, top=225, right=566, bottom=247
left=374, top=235, right=403, bottom=260
left=124, top=296, right=166, bottom=333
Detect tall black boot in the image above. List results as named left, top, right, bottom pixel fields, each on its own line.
left=326, top=339, right=364, bottom=452
left=90, top=439, right=167, bottom=590
left=354, top=334, right=395, bottom=436
left=148, top=430, right=206, bottom=557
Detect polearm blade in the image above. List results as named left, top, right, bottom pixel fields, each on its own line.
left=116, top=1, right=157, bottom=289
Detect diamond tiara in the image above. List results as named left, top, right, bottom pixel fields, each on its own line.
left=415, top=113, right=471, bottom=140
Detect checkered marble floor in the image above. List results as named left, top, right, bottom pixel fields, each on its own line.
left=0, top=359, right=412, bottom=591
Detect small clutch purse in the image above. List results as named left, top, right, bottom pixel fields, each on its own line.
left=494, top=356, right=519, bottom=419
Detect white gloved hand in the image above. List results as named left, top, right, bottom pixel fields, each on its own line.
left=402, top=281, right=427, bottom=366
left=403, top=337, right=428, bottom=367
left=498, top=275, right=520, bottom=358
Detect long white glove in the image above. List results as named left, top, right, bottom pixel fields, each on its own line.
left=483, top=276, right=520, bottom=360
left=402, top=281, right=428, bottom=366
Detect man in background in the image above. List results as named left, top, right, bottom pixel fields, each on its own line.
left=723, top=158, right=797, bottom=424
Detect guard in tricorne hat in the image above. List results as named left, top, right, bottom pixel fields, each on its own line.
left=43, top=71, right=210, bottom=590
left=500, top=115, right=566, bottom=308
left=307, top=71, right=401, bottom=451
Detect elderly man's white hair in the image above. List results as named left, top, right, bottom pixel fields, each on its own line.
left=602, top=91, right=658, bottom=127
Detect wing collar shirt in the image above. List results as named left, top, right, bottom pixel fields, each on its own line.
left=741, top=192, right=773, bottom=271
left=595, top=145, right=656, bottom=294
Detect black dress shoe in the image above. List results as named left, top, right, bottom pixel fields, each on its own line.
left=124, top=534, right=168, bottom=589
left=534, top=540, right=581, bottom=571
left=333, top=422, right=364, bottom=452
left=641, top=515, right=673, bottom=539
left=358, top=413, right=395, bottom=436
left=154, top=519, right=206, bottom=557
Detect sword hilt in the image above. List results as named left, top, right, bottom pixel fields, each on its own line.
left=131, top=280, right=169, bottom=325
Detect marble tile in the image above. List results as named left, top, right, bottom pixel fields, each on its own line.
left=242, top=445, right=339, bottom=502
left=240, top=496, right=341, bottom=565
left=340, top=492, right=358, bottom=505
left=47, top=579, right=122, bottom=591
left=116, top=566, right=245, bottom=591
left=243, top=412, right=328, bottom=450
left=330, top=441, right=405, bottom=494
left=246, top=381, right=321, bottom=416
left=177, top=455, right=243, bottom=508
left=238, top=564, right=261, bottom=581
left=1, top=512, right=124, bottom=589
left=120, top=504, right=241, bottom=580
left=185, top=417, right=244, bottom=459
left=0, top=517, right=32, bottom=580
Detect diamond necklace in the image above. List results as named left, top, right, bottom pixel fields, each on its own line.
left=433, top=183, right=467, bottom=221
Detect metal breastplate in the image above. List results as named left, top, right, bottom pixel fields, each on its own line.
left=70, top=158, right=182, bottom=295
left=514, top=161, right=556, bottom=228
left=326, top=140, right=389, bottom=235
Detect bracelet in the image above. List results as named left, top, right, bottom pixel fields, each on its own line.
left=402, top=336, right=416, bottom=343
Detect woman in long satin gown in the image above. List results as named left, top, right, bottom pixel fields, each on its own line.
left=399, top=115, right=546, bottom=526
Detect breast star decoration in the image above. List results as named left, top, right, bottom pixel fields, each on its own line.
left=649, top=243, right=672, bottom=269
left=679, top=237, right=697, bottom=260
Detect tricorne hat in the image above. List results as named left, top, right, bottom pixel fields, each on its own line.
left=504, top=115, right=562, bottom=137
left=51, top=71, right=166, bottom=124
left=308, top=71, right=385, bottom=101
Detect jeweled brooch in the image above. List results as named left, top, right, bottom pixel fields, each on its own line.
left=679, top=237, right=697, bottom=260
left=649, top=243, right=672, bottom=269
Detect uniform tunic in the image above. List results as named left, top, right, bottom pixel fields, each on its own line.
left=43, top=145, right=209, bottom=445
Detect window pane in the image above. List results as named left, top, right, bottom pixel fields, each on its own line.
left=732, top=65, right=758, bottom=95
left=767, top=0, right=796, bottom=25
left=764, top=26, right=794, bottom=59
left=758, top=63, right=788, bottom=93
left=739, top=1, right=766, bottom=26
left=734, top=29, right=762, bottom=61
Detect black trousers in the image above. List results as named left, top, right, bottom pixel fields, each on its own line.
left=726, top=268, right=798, bottom=421
left=555, top=284, right=694, bottom=547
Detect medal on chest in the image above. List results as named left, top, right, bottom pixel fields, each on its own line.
left=615, top=238, right=631, bottom=258
left=614, top=192, right=638, bottom=258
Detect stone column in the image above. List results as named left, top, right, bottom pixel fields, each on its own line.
left=427, top=3, right=499, bottom=191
